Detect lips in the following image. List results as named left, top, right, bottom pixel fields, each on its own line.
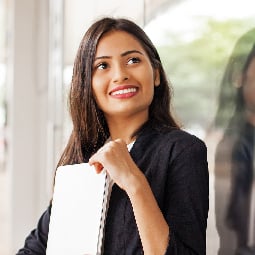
left=111, top=87, right=137, bottom=96
left=109, top=85, right=138, bottom=98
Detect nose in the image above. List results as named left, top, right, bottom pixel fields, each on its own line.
left=112, top=63, right=129, bottom=83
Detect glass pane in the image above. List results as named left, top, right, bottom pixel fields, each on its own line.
left=144, top=0, right=255, bottom=254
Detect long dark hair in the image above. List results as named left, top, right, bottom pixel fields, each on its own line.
left=57, top=17, right=179, bottom=166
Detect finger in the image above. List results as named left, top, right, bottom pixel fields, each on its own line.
left=92, top=162, right=104, bottom=174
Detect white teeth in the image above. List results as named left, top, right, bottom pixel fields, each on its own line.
left=111, top=88, right=137, bottom=96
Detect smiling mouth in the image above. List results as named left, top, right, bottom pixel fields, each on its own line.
left=110, top=87, right=137, bottom=96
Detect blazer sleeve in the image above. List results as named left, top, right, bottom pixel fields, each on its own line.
left=164, top=138, right=209, bottom=255
left=16, top=206, right=51, bottom=255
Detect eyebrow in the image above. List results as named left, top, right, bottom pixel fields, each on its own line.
left=121, top=50, right=143, bottom=57
left=94, top=50, right=143, bottom=60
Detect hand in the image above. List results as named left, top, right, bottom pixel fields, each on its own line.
left=90, top=140, right=169, bottom=254
left=89, top=139, right=141, bottom=191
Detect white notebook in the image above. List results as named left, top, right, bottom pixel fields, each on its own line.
left=46, top=163, right=106, bottom=255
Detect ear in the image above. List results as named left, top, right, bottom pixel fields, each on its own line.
left=154, top=69, right=160, bottom=87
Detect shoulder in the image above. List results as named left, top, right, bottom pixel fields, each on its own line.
left=161, top=127, right=204, bottom=145
left=134, top=125, right=207, bottom=161
left=140, top=125, right=206, bottom=149
left=159, top=128, right=207, bottom=160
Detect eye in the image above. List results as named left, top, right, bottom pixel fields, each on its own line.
left=95, top=62, right=108, bottom=70
left=127, top=57, right=141, bottom=65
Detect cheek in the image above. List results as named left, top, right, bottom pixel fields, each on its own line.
left=143, top=80, right=155, bottom=105
left=145, top=71, right=156, bottom=93
left=92, top=75, right=105, bottom=96
left=139, top=64, right=155, bottom=86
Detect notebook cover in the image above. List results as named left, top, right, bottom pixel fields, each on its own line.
left=46, top=163, right=106, bottom=255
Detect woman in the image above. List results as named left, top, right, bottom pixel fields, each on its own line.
left=17, top=17, right=209, bottom=255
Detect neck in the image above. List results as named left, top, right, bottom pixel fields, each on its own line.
left=105, top=114, right=148, bottom=144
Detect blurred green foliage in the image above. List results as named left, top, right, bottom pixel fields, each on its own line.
left=157, top=18, right=255, bottom=131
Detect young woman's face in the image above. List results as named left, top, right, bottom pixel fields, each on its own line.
left=92, top=30, right=160, bottom=121
left=243, top=57, right=255, bottom=113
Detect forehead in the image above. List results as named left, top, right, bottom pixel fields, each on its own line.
left=95, top=30, right=145, bottom=56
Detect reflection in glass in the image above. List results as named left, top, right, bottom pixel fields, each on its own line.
left=214, top=29, right=255, bottom=255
